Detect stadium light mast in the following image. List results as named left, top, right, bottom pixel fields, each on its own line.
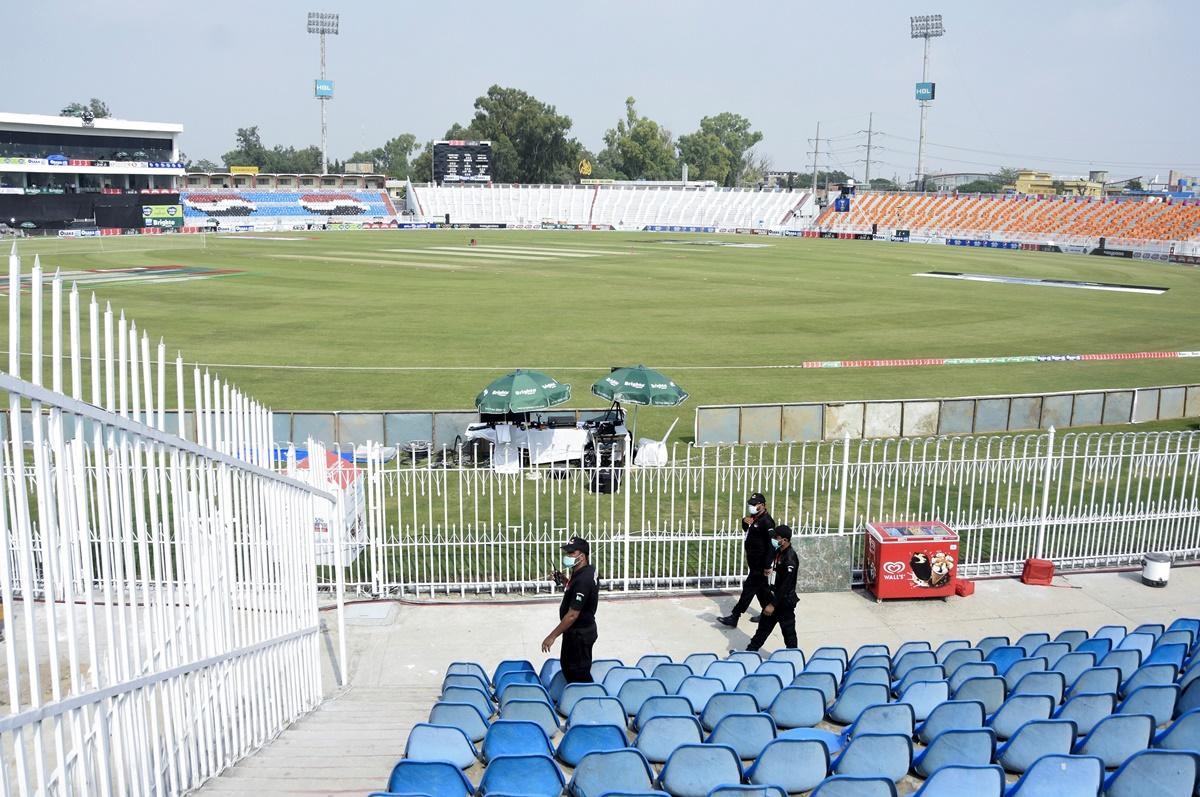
left=307, top=11, right=339, bottom=174
left=910, top=13, right=944, bottom=191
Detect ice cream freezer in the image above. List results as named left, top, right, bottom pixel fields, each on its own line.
left=864, top=520, right=959, bottom=602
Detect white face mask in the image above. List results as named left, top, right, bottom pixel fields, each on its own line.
left=562, top=554, right=577, bottom=568
left=771, top=538, right=781, bottom=549
left=747, top=503, right=760, bottom=515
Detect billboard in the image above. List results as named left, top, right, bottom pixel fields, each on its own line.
left=143, top=204, right=184, bottom=228
left=916, top=82, right=936, bottom=101
left=433, top=140, right=492, bottom=184
left=315, top=79, right=334, bottom=98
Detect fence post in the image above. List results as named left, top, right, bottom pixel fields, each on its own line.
left=838, top=433, right=851, bottom=534
left=623, top=432, right=632, bottom=592
left=1035, top=425, right=1056, bottom=561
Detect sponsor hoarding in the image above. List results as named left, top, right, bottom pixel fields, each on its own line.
left=315, top=79, right=334, bottom=98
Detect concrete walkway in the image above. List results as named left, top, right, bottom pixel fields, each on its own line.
left=196, top=567, right=1200, bottom=796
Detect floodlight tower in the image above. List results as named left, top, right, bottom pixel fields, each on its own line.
left=307, top=11, right=339, bottom=174
left=910, top=13, right=944, bottom=191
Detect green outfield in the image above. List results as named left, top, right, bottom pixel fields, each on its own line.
left=8, top=230, right=1198, bottom=441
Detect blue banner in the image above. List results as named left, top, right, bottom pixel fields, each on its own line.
left=643, top=225, right=716, bottom=233
left=946, top=238, right=1020, bottom=249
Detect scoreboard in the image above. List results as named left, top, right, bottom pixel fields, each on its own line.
left=433, top=140, right=492, bottom=184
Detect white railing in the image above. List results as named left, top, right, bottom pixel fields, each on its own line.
left=334, top=428, right=1200, bottom=596
left=1, top=245, right=336, bottom=796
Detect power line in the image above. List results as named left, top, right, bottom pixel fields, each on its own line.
left=878, top=133, right=1200, bottom=170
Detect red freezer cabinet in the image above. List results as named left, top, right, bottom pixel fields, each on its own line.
left=865, top=520, right=959, bottom=602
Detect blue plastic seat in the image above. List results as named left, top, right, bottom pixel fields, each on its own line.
left=493, top=659, right=536, bottom=686
left=829, top=683, right=890, bottom=725
left=448, top=661, right=489, bottom=683
left=1153, top=632, right=1193, bottom=654
left=657, top=743, right=743, bottom=797
left=1100, top=649, right=1142, bottom=682
left=754, top=660, right=795, bottom=685
left=843, top=666, right=890, bottom=689
left=1012, top=671, right=1065, bottom=703
left=1068, top=667, right=1120, bottom=699
left=567, top=696, right=626, bottom=729
left=441, top=685, right=495, bottom=719
left=996, top=719, right=1077, bottom=773
left=976, top=636, right=1010, bottom=657
left=1052, top=692, right=1116, bottom=736
left=1157, top=707, right=1200, bottom=750
left=618, top=678, right=668, bottom=717
left=501, top=683, right=553, bottom=707
left=634, top=695, right=695, bottom=731
left=744, top=737, right=830, bottom=793
left=481, top=719, right=553, bottom=763
left=683, top=652, right=718, bottom=676
left=706, top=712, right=777, bottom=760
left=810, top=775, right=897, bottom=797
left=701, top=692, right=759, bottom=732
left=1117, top=631, right=1155, bottom=660
left=404, top=723, right=478, bottom=769
left=705, top=787, right=784, bottom=797
left=813, top=646, right=850, bottom=665
left=896, top=680, right=950, bottom=722
left=831, top=732, right=912, bottom=783
left=559, top=683, right=607, bottom=718
left=912, top=764, right=1005, bottom=797
left=948, top=662, right=998, bottom=692
left=1075, top=637, right=1112, bottom=660
left=1015, top=633, right=1051, bottom=657
left=1182, top=664, right=1200, bottom=692
left=805, top=657, right=846, bottom=684
left=1178, top=678, right=1200, bottom=718
left=1121, top=663, right=1178, bottom=699
left=838, top=703, right=915, bottom=745
left=591, top=658, right=623, bottom=684
left=676, top=676, right=723, bottom=714
left=547, top=671, right=568, bottom=704
left=735, top=673, right=784, bottom=711
left=652, top=663, right=694, bottom=695
left=604, top=666, right=649, bottom=697
left=1050, top=652, right=1096, bottom=689
left=705, top=660, right=747, bottom=692
left=767, top=648, right=806, bottom=673
left=1094, top=625, right=1127, bottom=647
left=793, top=671, right=839, bottom=706
left=768, top=686, right=826, bottom=730
left=1143, top=643, right=1187, bottom=671
left=943, top=648, right=985, bottom=674
left=637, top=654, right=673, bottom=677
left=442, top=672, right=490, bottom=695
left=477, top=753, right=564, bottom=797
left=501, top=698, right=561, bottom=738
left=934, top=640, right=971, bottom=663
left=987, top=694, right=1054, bottom=740
left=848, top=656, right=891, bottom=673
left=1073, top=711, right=1153, bottom=769
left=1053, top=629, right=1088, bottom=650
left=913, top=727, right=997, bottom=777
left=1030, top=642, right=1071, bottom=668
left=497, top=670, right=542, bottom=696
left=1166, top=618, right=1200, bottom=637
left=568, top=748, right=655, bottom=797
left=1101, top=748, right=1199, bottom=797
left=1116, top=683, right=1179, bottom=727
left=1003, top=753, right=1102, bottom=797
left=894, top=641, right=932, bottom=660
left=893, top=665, right=946, bottom=696
left=539, top=658, right=561, bottom=689
left=953, top=676, right=1007, bottom=714
left=1002, top=658, right=1049, bottom=691
left=384, top=760, right=474, bottom=797
left=727, top=650, right=763, bottom=671
left=429, top=701, right=490, bottom=743
left=634, top=715, right=703, bottom=763
left=891, top=650, right=937, bottom=681
left=852, top=644, right=891, bottom=665
left=555, top=723, right=627, bottom=767
left=985, top=646, right=1026, bottom=676
left=916, top=699, right=985, bottom=745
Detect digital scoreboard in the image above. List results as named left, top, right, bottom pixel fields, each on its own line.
left=432, top=140, right=492, bottom=184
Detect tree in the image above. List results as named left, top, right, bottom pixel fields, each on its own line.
left=598, top=97, right=678, bottom=181
left=221, top=126, right=268, bottom=169
left=1126, top=178, right=1143, bottom=191
left=60, top=98, right=111, bottom=119
left=678, top=112, right=763, bottom=187
left=348, top=133, right=418, bottom=178
left=411, top=141, right=434, bottom=183
left=449, top=86, right=577, bottom=183
left=869, top=177, right=899, bottom=191
left=188, top=158, right=222, bottom=173
left=994, top=167, right=1022, bottom=187
left=956, top=179, right=1003, bottom=194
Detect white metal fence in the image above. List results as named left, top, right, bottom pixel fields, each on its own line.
left=334, top=428, right=1200, bottom=596
left=1, top=245, right=336, bottom=796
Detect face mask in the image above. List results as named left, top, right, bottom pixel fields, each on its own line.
left=747, top=503, right=759, bottom=515
left=562, top=554, right=577, bottom=568
left=770, top=538, right=781, bottom=549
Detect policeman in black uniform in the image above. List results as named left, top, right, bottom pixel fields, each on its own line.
left=718, top=492, right=775, bottom=627
left=747, top=525, right=800, bottom=651
left=542, top=537, right=599, bottom=682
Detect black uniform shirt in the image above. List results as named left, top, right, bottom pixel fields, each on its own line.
left=560, top=563, right=599, bottom=628
left=770, top=545, right=800, bottom=607
left=741, top=511, right=776, bottom=571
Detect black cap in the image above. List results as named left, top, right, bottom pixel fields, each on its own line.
left=773, top=525, right=793, bottom=541
left=748, top=492, right=766, bottom=505
left=562, top=537, right=590, bottom=556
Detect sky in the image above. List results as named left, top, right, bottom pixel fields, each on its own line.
left=4, top=0, right=1197, bottom=182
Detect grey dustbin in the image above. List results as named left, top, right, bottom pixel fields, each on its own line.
left=1142, top=552, right=1171, bottom=588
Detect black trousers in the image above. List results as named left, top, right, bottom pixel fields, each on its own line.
left=747, top=601, right=797, bottom=651
left=561, top=624, right=598, bottom=683
left=731, top=571, right=772, bottom=617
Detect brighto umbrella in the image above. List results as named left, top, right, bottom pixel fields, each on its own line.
left=591, top=365, right=689, bottom=407
left=474, top=369, right=572, bottom=414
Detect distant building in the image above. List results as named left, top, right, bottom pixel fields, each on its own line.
left=1012, top=170, right=1103, bottom=197
left=921, top=172, right=994, bottom=191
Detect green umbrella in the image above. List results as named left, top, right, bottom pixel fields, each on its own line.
left=475, top=369, right=572, bottom=414
left=591, top=365, right=689, bottom=443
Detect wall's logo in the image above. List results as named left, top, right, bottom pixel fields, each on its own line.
left=883, top=561, right=906, bottom=575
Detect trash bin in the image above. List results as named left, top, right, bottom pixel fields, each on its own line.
left=1142, top=552, right=1171, bottom=588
